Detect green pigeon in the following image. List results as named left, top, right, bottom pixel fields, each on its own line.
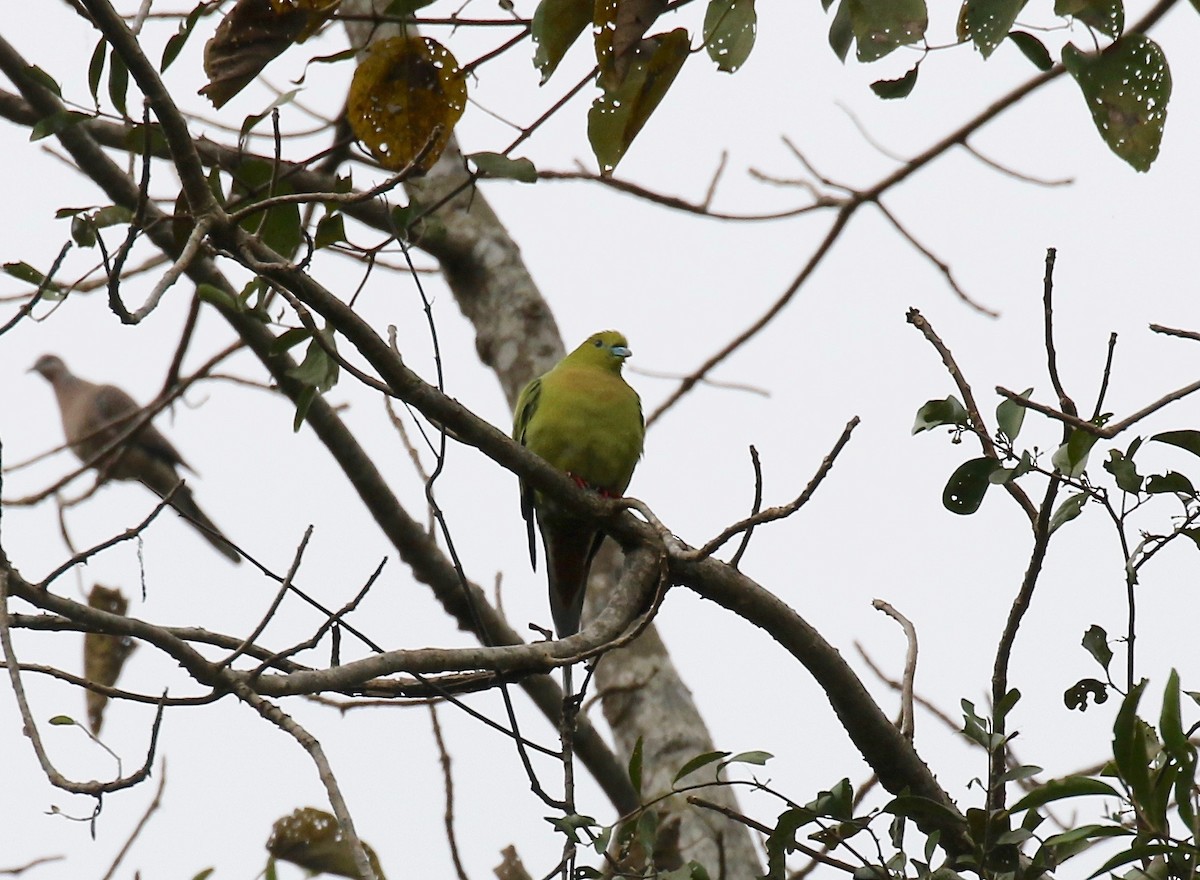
left=513, top=330, right=645, bottom=636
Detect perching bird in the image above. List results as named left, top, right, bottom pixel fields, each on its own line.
left=513, top=331, right=644, bottom=636
left=30, top=355, right=241, bottom=563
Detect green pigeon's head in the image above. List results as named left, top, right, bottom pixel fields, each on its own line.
left=569, top=330, right=632, bottom=372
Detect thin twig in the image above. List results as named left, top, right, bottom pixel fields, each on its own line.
left=1091, top=332, right=1118, bottom=423
left=1042, top=248, right=1076, bottom=422
left=729, top=446, right=763, bottom=569
left=681, top=417, right=860, bottom=561
left=1, top=570, right=165, bottom=795
left=875, top=201, right=996, bottom=316
left=995, top=378, right=1200, bottom=439
left=232, top=683, right=378, bottom=880
left=871, top=601, right=917, bottom=742
left=98, top=759, right=167, bottom=880
left=1150, top=323, right=1200, bottom=342
left=428, top=705, right=470, bottom=880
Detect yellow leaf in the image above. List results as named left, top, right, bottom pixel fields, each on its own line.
left=347, top=36, right=466, bottom=173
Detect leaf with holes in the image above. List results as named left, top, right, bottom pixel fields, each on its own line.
left=704, top=0, right=756, bottom=73
left=1055, top=0, right=1123, bottom=37
left=943, top=457, right=1000, bottom=515
left=961, top=0, right=1026, bottom=59
left=848, top=0, right=927, bottom=63
left=1063, top=35, right=1171, bottom=173
left=532, top=0, right=592, bottom=84
left=588, top=28, right=689, bottom=174
left=348, top=35, right=466, bottom=172
left=595, top=0, right=670, bottom=89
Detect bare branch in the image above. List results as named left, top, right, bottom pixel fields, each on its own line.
left=682, top=417, right=860, bottom=562
left=871, top=601, right=917, bottom=742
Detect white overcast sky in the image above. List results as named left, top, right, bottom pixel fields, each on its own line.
left=3, top=1, right=1200, bottom=877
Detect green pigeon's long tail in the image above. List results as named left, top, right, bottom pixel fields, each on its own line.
left=539, top=515, right=603, bottom=637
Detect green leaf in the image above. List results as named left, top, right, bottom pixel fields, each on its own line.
left=848, top=0, right=928, bottom=62
left=912, top=396, right=968, bottom=433
left=1160, top=670, right=1196, bottom=770
left=629, top=736, right=644, bottom=795
left=88, top=39, right=107, bottom=106
left=703, top=0, right=757, bottom=73
left=48, top=715, right=76, bottom=726
left=996, top=388, right=1032, bottom=442
left=883, top=795, right=965, bottom=826
left=1103, top=449, right=1143, bottom=493
left=960, top=699, right=1004, bottom=750
left=3, top=261, right=62, bottom=298
left=1010, top=776, right=1120, bottom=812
left=1055, top=0, right=1123, bottom=37
left=1064, top=678, right=1109, bottom=711
left=162, top=4, right=207, bottom=72
left=827, top=0, right=854, bottom=62
left=231, top=160, right=303, bottom=258
left=1007, top=30, right=1053, bottom=70
left=548, top=812, right=599, bottom=843
left=961, top=0, right=1025, bottom=58
left=995, top=687, right=1021, bottom=723
left=1087, top=843, right=1178, bottom=879
left=1082, top=624, right=1112, bottom=672
left=999, top=764, right=1042, bottom=784
left=870, top=64, right=919, bottom=99
left=1113, top=680, right=1150, bottom=801
left=314, top=213, right=345, bottom=249
left=1048, top=492, right=1087, bottom=533
left=385, top=0, right=437, bottom=12
left=761, top=808, right=813, bottom=880
left=588, top=29, right=690, bottom=174
left=108, top=48, right=129, bottom=117
left=4, top=261, right=45, bottom=285
left=1152, top=429, right=1200, bottom=459
left=726, top=750, right=773, bottom=767
left=1146, top=471, right=1195, bottom=496
left=30, top=110, right=89, bottom=141
left=71, top=216, right=96, bottom=248
left=823, top=778, right=853, bottom=820
left=196, top=282, right=240, bottom=312
left=674, top=750, right=730, bottom=783
left=25, top=65, right=62, bottom=97
left=467, top=152, right=539, bottom=183
left=288, top=332, right=340, bottom=393
left=1051, top=427, right=1098, bottom=477
left=1062, top=35, right=1171, bottom=173
left=942, top=457, right=1000, bottom=515
left=270, top=327, right=312, bottom=356
left=532, top=0, right=591, bottom=83
left=1042, top=823, right=1132, bottom=847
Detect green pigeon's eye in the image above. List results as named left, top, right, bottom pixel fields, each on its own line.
left=593, top=338, right=603, bottom=347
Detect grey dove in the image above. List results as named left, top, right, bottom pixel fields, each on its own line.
left=30, top=355, right=241, bottom=563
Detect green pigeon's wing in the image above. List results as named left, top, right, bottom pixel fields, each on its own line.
left=512, top=375, right=542, bottom=568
